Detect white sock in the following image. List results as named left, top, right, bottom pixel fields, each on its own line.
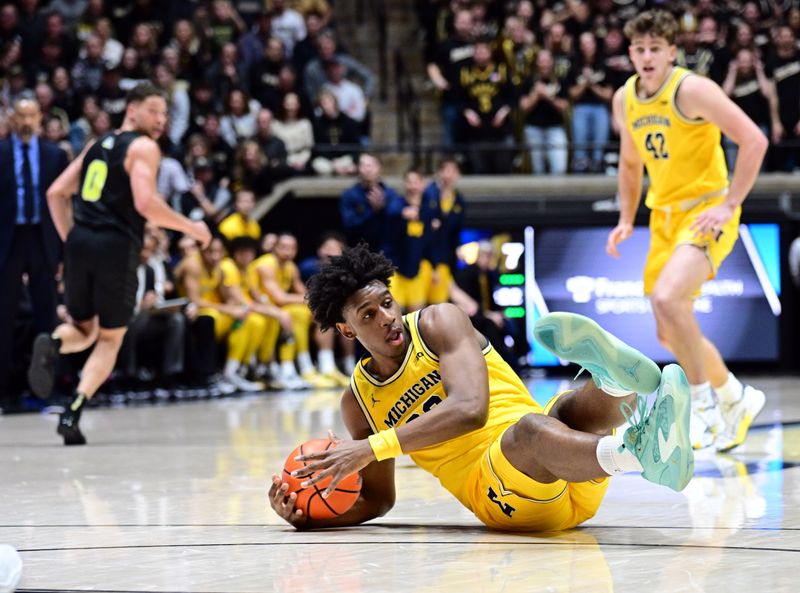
left=223, top=359, right=240, bottom=378
left=598, top=381, right=635, bottom=397
left=343, top=355, right=356, bottom=373
left=317, top=349, right=336, bottom=374
left=281, top=360, right=298, bottom=379
left=714, top=372, right=744, bottom=405
left=270, top=361, right=281, bottom=378
left=596, top=435, right=643, bottom=476
left=689, top=382, right=715, bottom=406
left=297, top=352, right=314, bottom=375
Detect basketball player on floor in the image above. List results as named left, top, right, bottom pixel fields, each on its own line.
left=606, top=11, right=767, bottom=451
left=28, top=82, right=211, bottom=445
left=269, top=245, right=693, bottom=531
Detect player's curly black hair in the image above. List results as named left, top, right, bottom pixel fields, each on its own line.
left=306, top=243, right=395, bottom=331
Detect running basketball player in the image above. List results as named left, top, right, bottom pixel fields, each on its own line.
left=28, top=82, right=212, bottom=445
left=606, top=11, right=767, bottom=451
left=269, top=245, right=693, bottom=532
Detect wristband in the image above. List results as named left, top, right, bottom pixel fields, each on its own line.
left=368, top=428, right=403, bottom=461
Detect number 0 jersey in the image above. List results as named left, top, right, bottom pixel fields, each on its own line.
left=350, top=308, right=539, bottom=506
left=74, top=131, right=145, bottom=246
left=623, top=66, right=728, bottom=209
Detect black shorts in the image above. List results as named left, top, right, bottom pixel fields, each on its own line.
left=64, top=225, right=140, bottom=329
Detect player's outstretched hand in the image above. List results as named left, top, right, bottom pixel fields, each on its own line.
left=268, top=474, right=308, bottom=528
left=190, top=220, right=212, bottom=248
left=689, top=202, right=735, bottom=240
left=292, top=430, right=374, bottom=498
left=606, top=222, right=633, bottom=258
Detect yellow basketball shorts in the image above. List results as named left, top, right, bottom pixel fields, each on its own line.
left=390, top=271, right=428, bottom=310
left=421, top=261, right=452, bottom=304
left=644, top=196, right=741, bottom=296
left=466, top=392, right=610, bottom=532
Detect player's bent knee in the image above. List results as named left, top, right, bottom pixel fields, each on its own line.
left=503, top=414, right=560, bottom=483
left=510, top=413, right=558, bottom=454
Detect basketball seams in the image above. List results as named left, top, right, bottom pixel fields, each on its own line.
left=282, top=438, right=361, bottom=519
left=312, top=483, right=341, bottom=516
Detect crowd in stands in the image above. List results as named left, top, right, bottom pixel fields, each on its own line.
left=0, top=0, right=375, bottom=203
left=11, top=0, right=797, bottom=409
left=419, top=0, right=800, bottom=174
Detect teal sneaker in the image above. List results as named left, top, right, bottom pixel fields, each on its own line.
left=534, top=312, right=661, bottom=395
left=622, top=364, right=694, bottom=492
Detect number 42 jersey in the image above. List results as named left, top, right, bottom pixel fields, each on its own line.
left=623, top=66, right=728, bottom=210
left=74, top=131, right=146, bottom=247
left=349, top=308, right=540, bottom=505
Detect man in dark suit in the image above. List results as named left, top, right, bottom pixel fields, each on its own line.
left=0, top=96, right=68, bottom=412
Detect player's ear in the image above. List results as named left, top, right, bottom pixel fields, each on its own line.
left=336, top=322, right=356, bottom=340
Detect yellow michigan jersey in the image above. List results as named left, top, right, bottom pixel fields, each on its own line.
left=196, top=254, right=224, bottom=304
left=247, top=253, right=297, bottom=300
left=624, top=66, right=729, bottom=210
left=351, top=309, right=610, bottom=530
left=220, top=257, right=254, bottom=302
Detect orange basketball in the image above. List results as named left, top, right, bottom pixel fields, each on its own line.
left=281, top=438, right=362, bottom=519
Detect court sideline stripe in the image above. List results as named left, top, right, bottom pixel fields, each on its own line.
left=2, top=523, right=800, bottom=531
left=13, top=541, right=800, bottom=553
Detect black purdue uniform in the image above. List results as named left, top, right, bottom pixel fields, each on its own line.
left=65, top=131, right=146, bottom=328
